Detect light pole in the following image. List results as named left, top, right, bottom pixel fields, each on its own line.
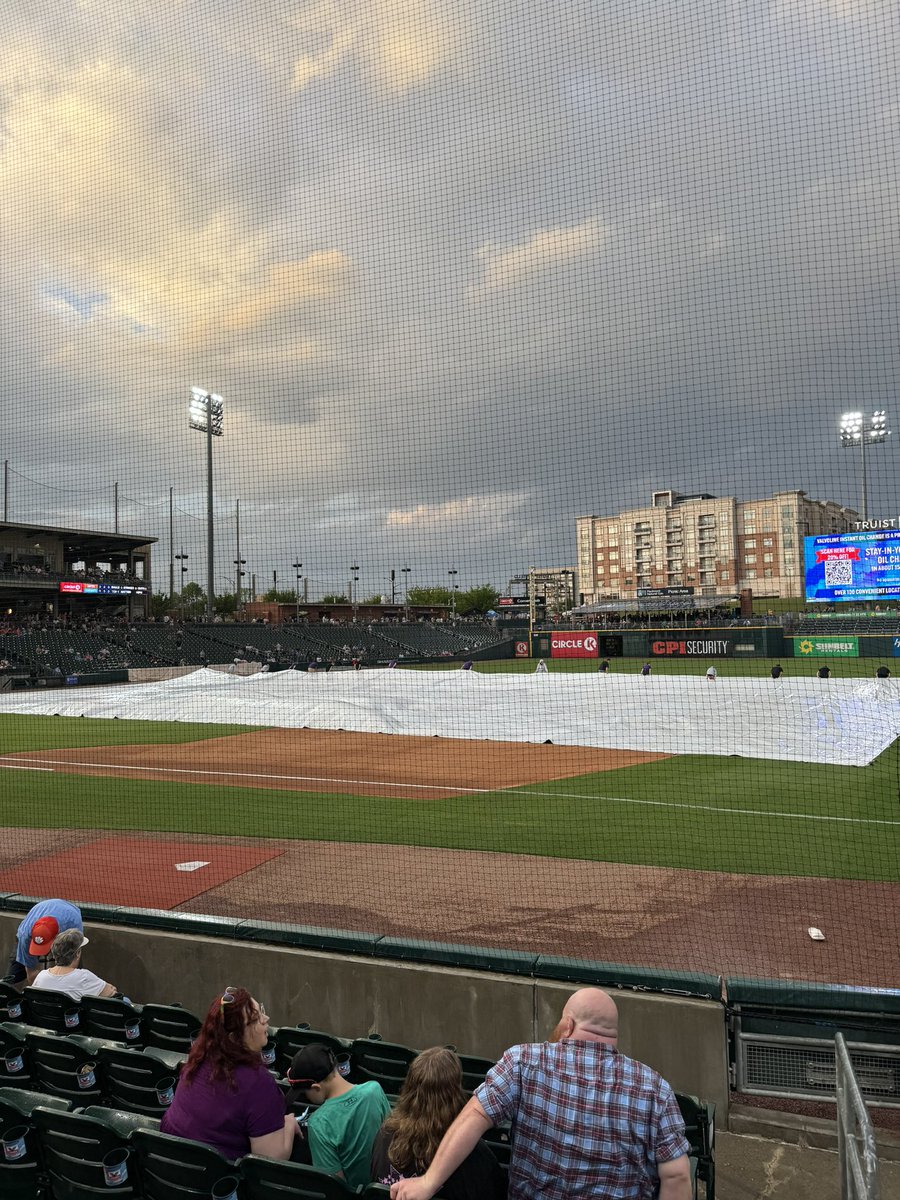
left=189, top=387, right=224, bottom=622
left=350, top=564, right=359, bottom=619
left=234, top=500, right=245, bottom=611
left=175, top=550, right=189, bottom=620
left=448, top=568, right=458, bottom=619
left=293, top=560, right=303, bottom=622
left=840, top=410, right=890, bottom=519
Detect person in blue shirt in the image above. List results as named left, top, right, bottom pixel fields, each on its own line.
left=8, top=898, right=83, bottom=986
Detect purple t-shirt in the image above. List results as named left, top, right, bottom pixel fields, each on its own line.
left=160, top=1060, right=285, bottom=1161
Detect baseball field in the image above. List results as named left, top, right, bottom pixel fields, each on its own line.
left=0, top=656, right=897, bottom=987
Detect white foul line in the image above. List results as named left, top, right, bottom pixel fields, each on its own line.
left=0, top=764, right=53, bottom=772
left=0, top=756, right=897, bottom=828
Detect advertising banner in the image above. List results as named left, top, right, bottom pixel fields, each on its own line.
left=894, top=637, right=900, bottom=658
left=804, top=529, right=900, bottom=603
left=793, top=636, right=859, bottom=658
left=550, top=632, right=598, bottom=658
left=514, top=640, right=529, bottom=658
left=650, top=637, right=731, bottom=657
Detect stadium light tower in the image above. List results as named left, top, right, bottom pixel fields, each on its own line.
left=189, top=388, right=224, bottom=622
left=839, top=410, right=890, bottom=519
left=293, top=559, right=303, bottom=622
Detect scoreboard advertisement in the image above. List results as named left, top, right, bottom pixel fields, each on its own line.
left=804, top=530, right=900, bottom=604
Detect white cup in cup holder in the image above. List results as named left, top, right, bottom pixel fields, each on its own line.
left=102, top=1147, right=130, bottom=1187
left=2, top=1125, right=28, bottom=1162
left=4, top=1051, right=24, bottom=1075
left=77, top=1062, right=97, bottom=1089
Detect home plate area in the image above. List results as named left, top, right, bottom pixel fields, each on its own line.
left=0, top=837, right=283, bottom=908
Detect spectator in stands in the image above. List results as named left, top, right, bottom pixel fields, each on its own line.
left=7, top=898, right=84, bottom=987
left=372, top=1047, right=504, bottom=1198
left=875, top=665, right=891, bottom=679
left=390, top=988, right=690, bottom=1200
left=160, top=986, right=297, bottom=1161
left=30, top=928, right=117, bottom=1000
left=770, top=663, right=784, bottom=679
left=285, top=1043, right=390, bottom=1188
left=817, top=664, right=831, bottom=679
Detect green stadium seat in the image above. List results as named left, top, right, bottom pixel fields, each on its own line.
left=0, top=981, right=24, bottom=1023
left=25, top=1030, right=105, bottom=1105
left=22, top=987, right=84, bottom=1035
left=0, top=1112, right=42, bottom=1200
left=80, top=995, right=144, bottom=1044
left=140, top=1003, right=202, bottom=1056
left=0, top=1087, right=71, bottom=1130
left=98, top=1045, right=183, bottom=1117
left=32, top=1104, right=141, bottom=1199
left=239, top=1154, right=359, bottom=1199
left=131, top=1128, right=236, bottom=1200
left=349, top=1036, right=416, bottom=1091
left=0, top=1026, right=33, bottom=1089
left=676, top=1093, right=715, bottom=1200
left=81, top=1105, right=160, bottom=1138
left=273, top=1025, right=349, bottom=1078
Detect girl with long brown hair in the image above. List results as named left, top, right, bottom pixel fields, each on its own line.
left=371, top=1048, right=505, bottom=1198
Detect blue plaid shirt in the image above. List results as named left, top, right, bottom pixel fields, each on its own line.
left=475, top=1039, right=689, bottom=1199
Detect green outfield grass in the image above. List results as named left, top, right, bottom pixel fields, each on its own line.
left=416, top=656, right=893, bottom=678
left=0, top=713, right=897, bottom=883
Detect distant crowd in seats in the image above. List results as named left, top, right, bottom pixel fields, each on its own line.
left=4, top=896, right=695, bottom=1199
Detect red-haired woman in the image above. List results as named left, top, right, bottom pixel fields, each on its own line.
left=371, top=1047, right=505, bottom=1198
left=160, top=987, right=296, bottom=1161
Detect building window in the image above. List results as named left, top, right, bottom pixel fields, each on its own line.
left=609, top=564, right=618, bottom=575
left=744, top=525, right=756, bottom=535
left=746, top=569, right=756, bottom=578
left=763, top=553, right=773, bottom=563
left=764, top=568, right=773, bottom=577
left=763, top=537, right=773, bottom=547
left=743, top=509, right=756, bottom=520
left=609, top=550, right=618, bottom=560
left=745, top=555, right=756, bottom=565
left=745, top=539, right=756, bottom=549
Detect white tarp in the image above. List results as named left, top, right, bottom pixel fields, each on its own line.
left=0, top=667, right=896, bottom=766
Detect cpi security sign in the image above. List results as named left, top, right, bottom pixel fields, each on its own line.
left=550, top=632, right=599, bottom=658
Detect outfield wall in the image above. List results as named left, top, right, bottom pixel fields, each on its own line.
left=0, top=912, right=730, bottom=1111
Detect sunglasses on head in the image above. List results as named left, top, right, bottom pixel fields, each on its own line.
left=220, top=988, right=267, bottom=1020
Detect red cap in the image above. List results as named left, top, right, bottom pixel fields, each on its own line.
left=29, top=916, right=59, bottom=957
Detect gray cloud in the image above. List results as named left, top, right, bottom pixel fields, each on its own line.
left=1, top=0, right=897, bottom=596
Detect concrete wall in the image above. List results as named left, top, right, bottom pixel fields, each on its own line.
left=1, top=915, right=729, bottom=1111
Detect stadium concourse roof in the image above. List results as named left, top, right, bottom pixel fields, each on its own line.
left=568, top=594, right=739, bottom=616
left=0, top=519, right=157, bottom=556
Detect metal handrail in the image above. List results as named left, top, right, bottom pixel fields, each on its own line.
left=836, top=1032, right=880, bottom=1200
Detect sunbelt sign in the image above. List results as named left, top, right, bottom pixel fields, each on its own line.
left=793, top=636, right=859, bottom=658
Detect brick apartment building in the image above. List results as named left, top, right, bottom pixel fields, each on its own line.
left=576, top=489, right=860, bottom=603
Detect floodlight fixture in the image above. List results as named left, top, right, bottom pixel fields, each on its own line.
left=839, top=409, right=891, bottom=518
left=189, top=387, right=224, bottom=436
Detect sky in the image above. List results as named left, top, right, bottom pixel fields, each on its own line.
left=1, top=0, right=898, bottom=600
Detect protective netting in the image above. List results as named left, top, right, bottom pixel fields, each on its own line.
left=0, top=0, right=898, bottom=991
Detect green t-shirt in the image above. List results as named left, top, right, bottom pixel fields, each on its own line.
left=307, top=1081, right=391, bottom=1189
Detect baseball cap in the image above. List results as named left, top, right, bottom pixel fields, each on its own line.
left=284, top=1044, right=337, bottom=1106
left=28, top=916, right=60, bottom=957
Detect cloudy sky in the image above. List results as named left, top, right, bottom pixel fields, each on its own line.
left=2, top=0, right=897, bottom=598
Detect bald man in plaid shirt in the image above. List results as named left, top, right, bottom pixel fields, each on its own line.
left=391, top=988, right=691, bottom=1200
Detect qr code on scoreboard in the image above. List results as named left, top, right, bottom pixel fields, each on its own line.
left=824, top=559, right=853, bottom=588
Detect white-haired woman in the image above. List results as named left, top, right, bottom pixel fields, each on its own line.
left=31, top=927, right=117, bottom=1000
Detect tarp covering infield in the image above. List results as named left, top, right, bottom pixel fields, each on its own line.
left=0, top=668, right=897, bottom=766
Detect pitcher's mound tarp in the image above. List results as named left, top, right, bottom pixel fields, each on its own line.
left=0, top=837, right=283, bottom=908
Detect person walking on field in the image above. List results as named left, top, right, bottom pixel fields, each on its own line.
left=390, top=988, right=691, bottom=1200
